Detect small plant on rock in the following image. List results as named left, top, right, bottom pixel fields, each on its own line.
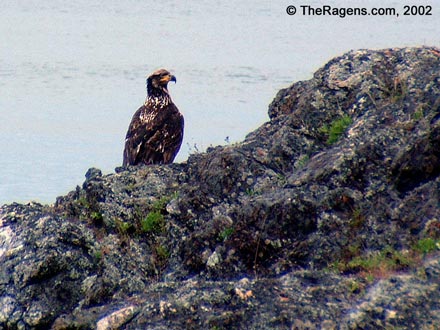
left=349, top=208, right=365, bottom=229
left=91, top=211, right=104, bottom=224
left=152, top=244, right=170, bottom=276
left=245, top=188, right=259, bottom=196
left=319, top=115, right=353, bottom=145
left=155, top=244, right=170, bottom=260
left=116, top=219, right=132, bottom=234
left=333, top=246, right=416, bottom=281
left=141, top=211, right=165, bottom=234
left=138, top=193, right=177, bottom=235
left=390, top=76, right=408, bottom=103
left=413, top=238, right=440, bottom=255
left=93, top=250, right=103, bottom=263
left=219, top=227, right=234, bottom=242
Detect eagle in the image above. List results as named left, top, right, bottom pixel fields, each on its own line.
left=123, top=69, right=184, bottom=166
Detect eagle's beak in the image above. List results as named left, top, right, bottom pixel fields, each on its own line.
left=159, top=74, right=176, bottom=84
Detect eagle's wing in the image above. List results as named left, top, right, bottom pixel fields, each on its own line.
left=123, top=104, right=184, bottom=166
left=162, top=107, right=184, bottom=164
left=123, top=105, right=158, bottom=166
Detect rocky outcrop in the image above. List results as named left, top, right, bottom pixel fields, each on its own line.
left=1, top=46, right=440, bottom=329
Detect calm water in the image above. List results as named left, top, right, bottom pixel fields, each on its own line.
left=1, top=0, right=438, bottom=204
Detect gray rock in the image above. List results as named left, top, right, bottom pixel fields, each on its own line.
left=1, top=46, right=440, bottom=329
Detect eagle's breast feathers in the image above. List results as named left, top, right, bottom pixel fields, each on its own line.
left=123, top=69, right=184, bottom=166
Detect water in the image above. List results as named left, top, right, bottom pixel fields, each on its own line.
left=1, top=0, right=438, bottom=204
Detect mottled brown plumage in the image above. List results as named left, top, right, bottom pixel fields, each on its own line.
left=123, top=69, right=184, bottom=166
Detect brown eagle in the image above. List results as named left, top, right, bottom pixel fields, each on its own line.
left=123, top=69, right=184, bottom=166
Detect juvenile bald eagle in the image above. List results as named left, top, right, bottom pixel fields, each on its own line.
left=123, top=69, right=184, bottom=166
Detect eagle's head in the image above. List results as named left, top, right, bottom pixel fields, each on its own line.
left=146, top=69, right=176, bottom=96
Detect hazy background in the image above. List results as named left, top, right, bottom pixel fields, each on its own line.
left=1, top=0, right=438, bottom=204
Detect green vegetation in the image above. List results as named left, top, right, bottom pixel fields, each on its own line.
left=140, top=193, right=178, bottom=234
left=330, top=235, right=440, bottom=283
left=91, top=211, right=103, bottom=223
left=75, top=196, right=93, bottom=221
left=413, top=103, right=432, bottom=121
left=390, top=77, right=408, bottom=103
left=155, top=244, right=170, bottom=260
left=412, top=109, right=424, bottom=121
left=294, top=154, right=310, bottom=169
left=141, top=211, right=165, bottom=234
left=152, top=193, right=178, bottom=211
left=375, top=74, right=408, bottom=103
left=152, top=244, right=170, bottom=275
left=276, top=173, right=287, bottom=185
left=116, top=218, right=132, bottom=234
left=413, top=238, right=440, bottom=255
left=219, top=227, right=234, bottom=242
left=136, top=193, right=179, bottom=275
left=349, top=208, right=365, bottom=229
left=332, top=246, right=416, bottom=281
left=73, top=194, right=105, bottom=225
left=319, top=115, right=353, bottom=145
left=347, top=247, right=413, bottom=272
left=135, top=193, right=178, bottom=234
left=93, top=250, right=103, bottom=262
left=77, top=196, right=89, bottom=207
left=245, top=188, right=260, bottom=197
left=347, top=279, right=364, bottom=294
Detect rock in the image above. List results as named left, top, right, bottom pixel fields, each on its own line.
left=206, top=250, right=222, bottom=269
left=1, top=46, right=440, bottom=329
left=96, top=305, right=138, bottom=330
left=345, top=257, right=440, bottom=328
left=85, top=167, right=102, bottom=182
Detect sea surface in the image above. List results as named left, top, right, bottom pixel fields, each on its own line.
left=1, top=0, right=438, bottom=204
